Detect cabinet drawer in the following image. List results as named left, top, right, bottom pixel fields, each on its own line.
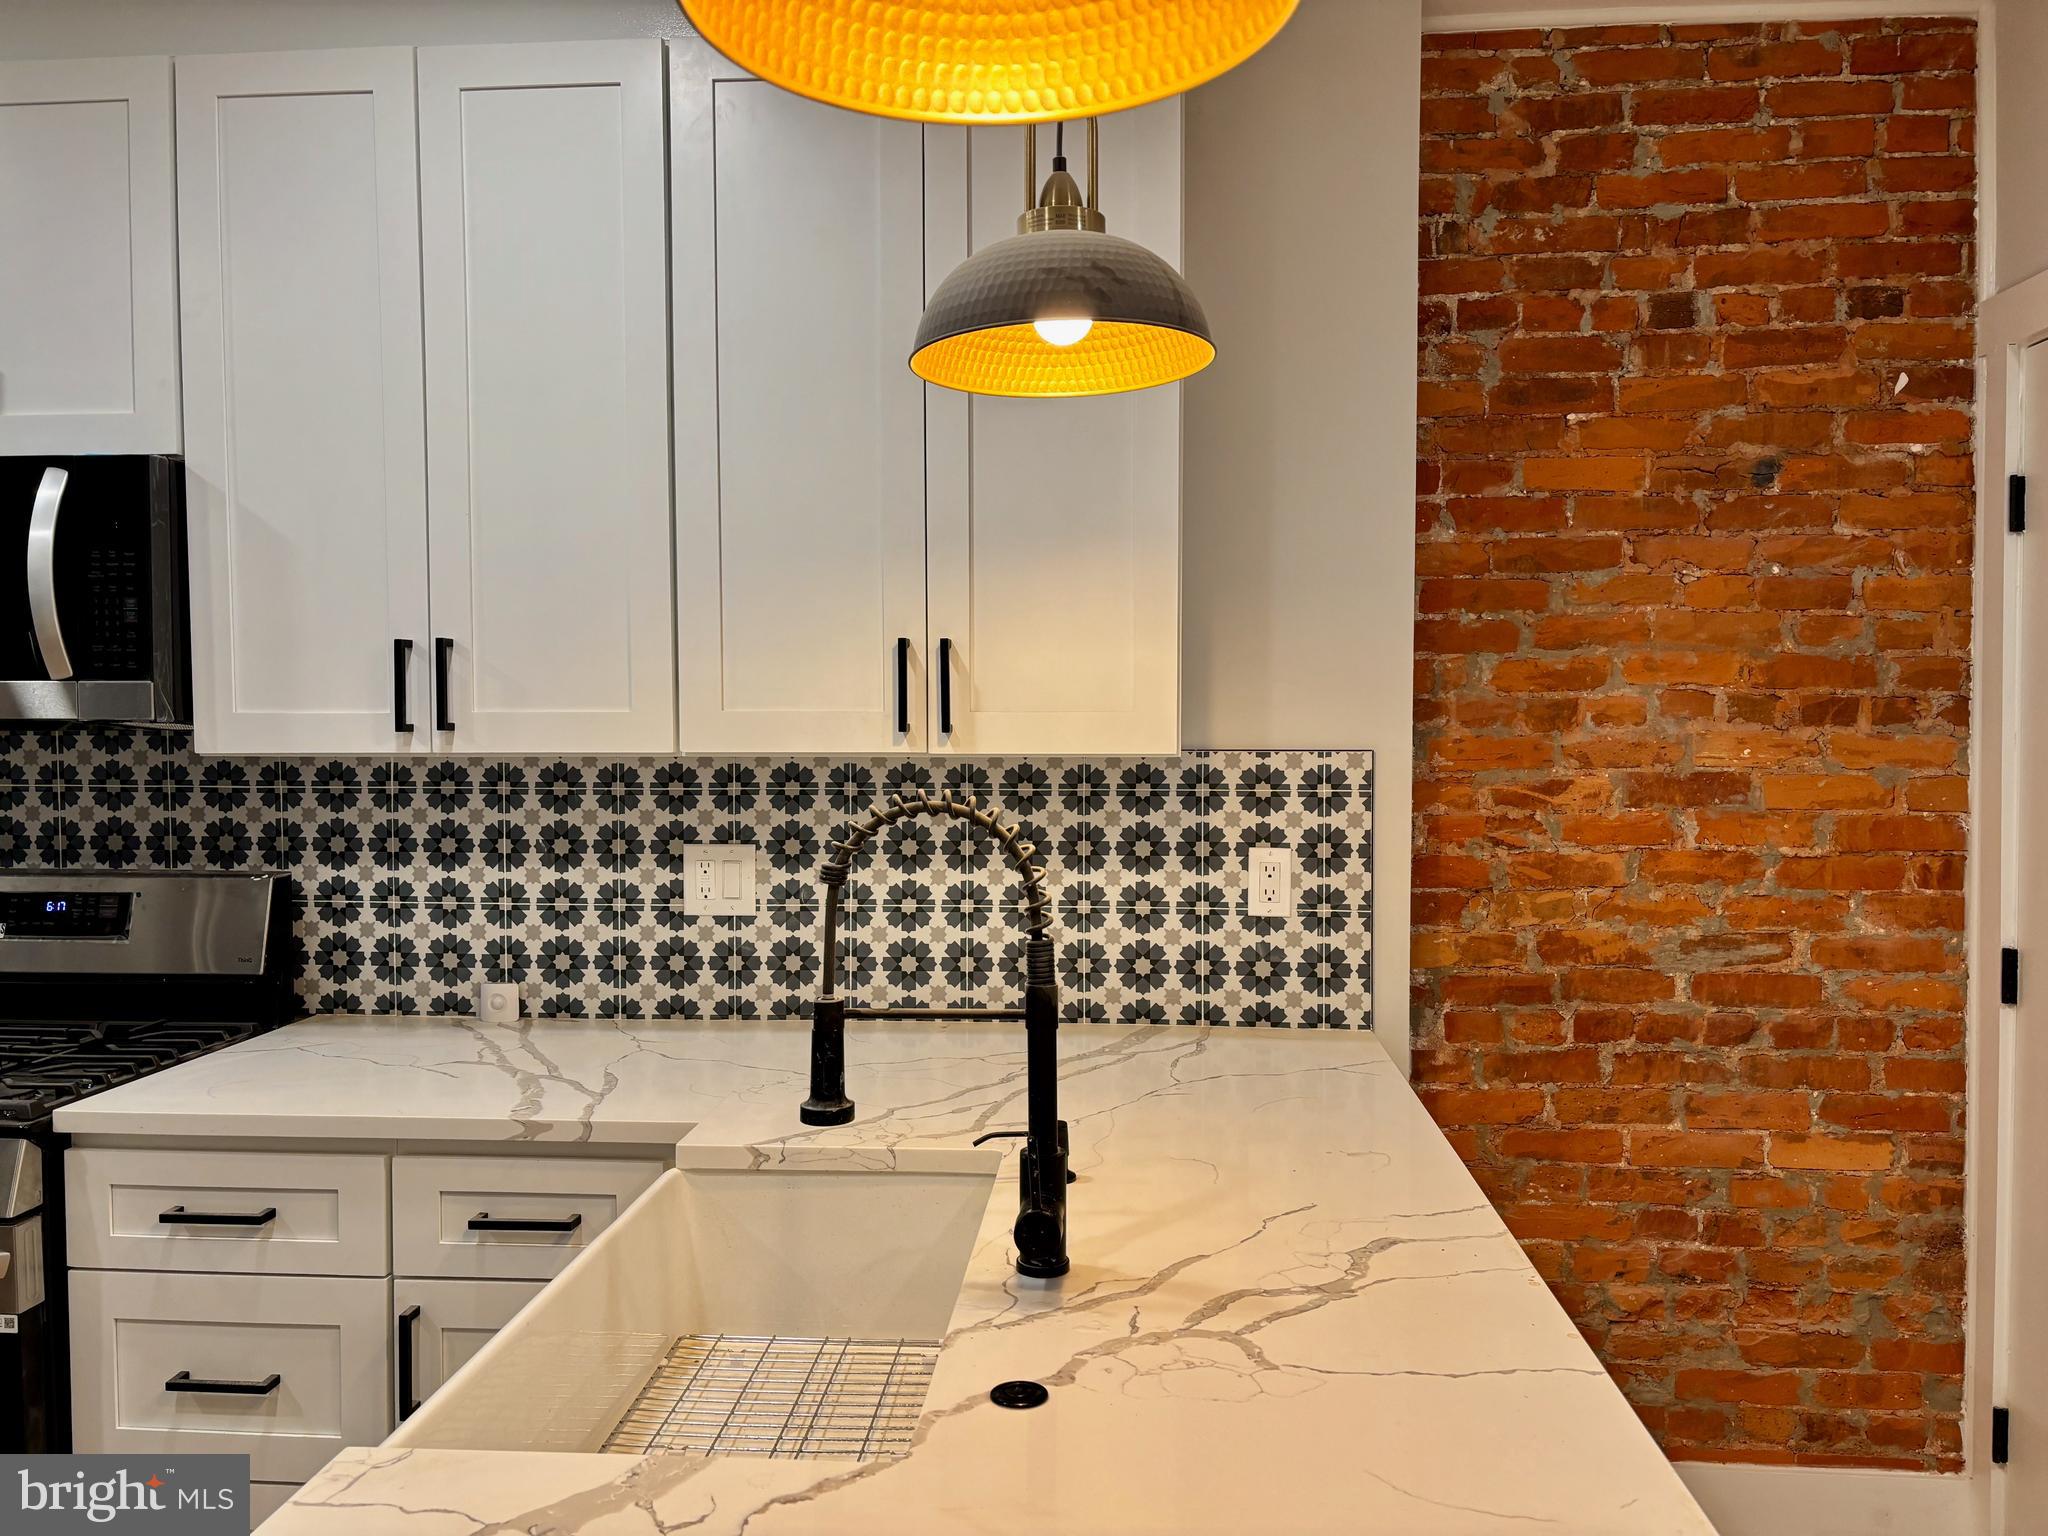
left=395, top=1276, right=546, bottom=1419
left=251, top=1481, right=299, bottom=1530
left=392, top=1155, right=659, bottom=1280
left=68, top=1147, right=389, bottom=1276
left=71, top=1269, right=391, bottom=1482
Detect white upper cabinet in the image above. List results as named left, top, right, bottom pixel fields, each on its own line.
left=177, top=48, right=431, bottom=756
left=418, top=41, right=673, bottom=755
left=181, top=42, right=674, bottom=756
left=923, top=106, right=1184, bottom=755
left=170, top=37, right=1180, bottom=758
left=670, top=40, right=928, bottom=754
left=0, top=56, right=179, bottom=454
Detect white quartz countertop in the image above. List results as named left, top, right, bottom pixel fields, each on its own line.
left=53, top=1014, right=807, bottom=1144
left=61, top=1016, right=1715, bottom=1534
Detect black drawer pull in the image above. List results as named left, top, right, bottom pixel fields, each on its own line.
left=434, top=636, right=455, bottom=734
left=166, top=1370, right=281, bottom=1397
left=894, top=636, right=910, bottom=736
left=159, top=1205, right=278, bottom=1228
left=397, top=1303, right=421, bottom=1421
left=468, top=1211, right=582, bottom=1233
left=393, top=638, right=414, bottom=733
left=938, top=636, right=954, bottom=736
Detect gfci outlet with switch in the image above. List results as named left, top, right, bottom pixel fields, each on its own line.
left=685, top=845, right=759, bottom=917
left=1246, top=847, right=1295, bottom=919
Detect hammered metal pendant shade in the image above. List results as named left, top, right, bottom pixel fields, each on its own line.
left=679, top=0, right=1298, bottom=124
left=911, top=229, right=1213, bottom=396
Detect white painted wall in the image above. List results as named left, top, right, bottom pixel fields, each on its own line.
left=1180, top=0, right=1420, bottom=753
left=1181, top=0, right=1419, bottom=1066
left=1992, top=0, right=2048, bottom=294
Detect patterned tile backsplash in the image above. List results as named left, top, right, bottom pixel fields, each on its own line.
left=0, top=729, right=1373, bottom=1029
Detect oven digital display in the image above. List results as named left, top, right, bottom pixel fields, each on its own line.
left=0, top=891, right=133, bottom=938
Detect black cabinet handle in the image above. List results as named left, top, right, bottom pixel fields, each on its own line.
left=434, top=637, right=455, bottom=734
left=894, top=637, right=910, bottom=736
left=467, top=1211, right=582, bottom=1233
left=159, top=1205, right=277, bottom=1227
left=166, top=1370, right=281, bottom=1397
left=938, top=637, right=953, bottom=737
left=397, top=1303, right=421, bottom=1421
left=393, top=639, right=413, bottom=733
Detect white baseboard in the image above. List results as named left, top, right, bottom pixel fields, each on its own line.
left=1678, top=1463, right=1982, bottom=1536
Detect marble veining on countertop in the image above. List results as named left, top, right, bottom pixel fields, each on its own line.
left=76, top=1015, right=1719, bottom=1535
left=52, top=1013, right=820, bottom=1143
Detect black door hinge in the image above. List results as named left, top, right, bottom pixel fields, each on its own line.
left=2004, top=948, right=2021, bottom=1007
left=2012, top=474, right=2028, bottom=535
left=1994, top=1405, right=2011, bottom=1465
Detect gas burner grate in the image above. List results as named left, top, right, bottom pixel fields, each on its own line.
left=0, top=1017, right=267, bottom=1122
left=602, top=1334, right=940, bottom=1461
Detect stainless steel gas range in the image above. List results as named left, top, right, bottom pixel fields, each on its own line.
left=0, top=871, right=293, bottom=1451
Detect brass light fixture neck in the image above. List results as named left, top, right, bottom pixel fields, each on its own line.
left=1020, top=120, right=1106, bottom=235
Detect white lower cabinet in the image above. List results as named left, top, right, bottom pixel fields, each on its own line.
left=67, top=1146, right=390, bottom=1277
left=392, top=1154, right=661, bottom=1281
left=69, top=1143, right=663, bottom=1523
left=70, top=1269, right=392, bottom=1481
left=249, top=1481, right=299, bottom=1530
left=395, top=1277, right=547, bottom=1417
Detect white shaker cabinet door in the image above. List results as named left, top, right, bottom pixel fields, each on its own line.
left=177, top=49, right=431, bottom=755
left=670, top=40, right=929, bottom=754
left=70, top=1268, right=392, bottom=1483
left=923, top=105, right=1184, bottom=755
left=418, top=41, right=674, bottom=754
left=0, top=56, right=179, bottom=455
left=395, top=1277, right=546, bottom=1419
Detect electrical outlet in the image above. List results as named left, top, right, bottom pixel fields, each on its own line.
left=476, top=981, right=521, bottom=1023
left=684, top=845, right=758, bottom=917
left=1246, top=847, right=1294, bottom=919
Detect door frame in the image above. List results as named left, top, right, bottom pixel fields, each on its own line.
left=1973, top=264, right=2048, bottom=1536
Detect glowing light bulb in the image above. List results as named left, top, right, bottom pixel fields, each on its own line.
left=1033, top=315, right=1094, bottom=347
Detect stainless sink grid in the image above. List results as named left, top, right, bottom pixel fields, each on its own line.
left=601, top=1334, right=942, bottom=1460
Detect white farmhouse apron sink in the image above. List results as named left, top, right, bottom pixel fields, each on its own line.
left=388, top=1148, right=1000, bottom=1456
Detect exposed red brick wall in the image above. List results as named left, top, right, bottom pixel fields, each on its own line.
left=1414, top=18, right=1973, bottom=1472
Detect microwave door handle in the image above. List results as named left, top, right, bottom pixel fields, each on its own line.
left=26, top=467, right=74, bottom=680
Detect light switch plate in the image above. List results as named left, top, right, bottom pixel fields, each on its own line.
left=1247, top=847, right=1294, bottom=919
left=685, top=845, right=758, bottom=917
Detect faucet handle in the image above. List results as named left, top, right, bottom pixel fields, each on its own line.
left=971, top=1127, right=1078, bottom=1182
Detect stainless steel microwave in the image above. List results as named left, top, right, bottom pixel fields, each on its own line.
left=1, top=455, right=190, bottom=725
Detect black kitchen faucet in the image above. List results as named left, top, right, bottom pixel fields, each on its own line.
left=799, top=792, right=1070, bottom=1280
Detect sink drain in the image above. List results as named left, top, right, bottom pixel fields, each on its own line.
left=989, top=1380, right=1049, bottom=1409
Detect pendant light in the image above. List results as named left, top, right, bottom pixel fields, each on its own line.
left=911, top=118, right=1214, bottom=398
left=678, top=0, right=1297, bottom=125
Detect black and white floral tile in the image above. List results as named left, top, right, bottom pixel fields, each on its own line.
left=0, top=728, right=1373, bottom=1029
